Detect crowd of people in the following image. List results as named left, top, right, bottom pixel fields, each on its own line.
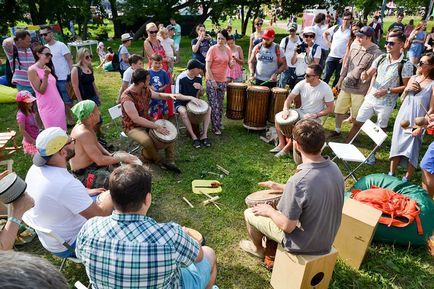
left=1, top=10, right=434, bottom=288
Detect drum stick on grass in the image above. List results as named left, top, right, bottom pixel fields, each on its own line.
left=183, top=197, right=194, bottom=208
left=216, top=165, right=229, bottom=176
left=199, top=190, right=222, bottom=210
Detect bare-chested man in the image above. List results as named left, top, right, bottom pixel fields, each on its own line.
left=69, top=100, right=139, bottom=189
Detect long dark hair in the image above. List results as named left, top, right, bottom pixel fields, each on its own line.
left=32, top=45, right=57, bottom=80
left=423, top=52, right=434, bottom=79
left=17, top=101, right=33, bottom=116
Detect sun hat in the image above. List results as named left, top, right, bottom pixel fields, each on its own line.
left=32, top=127, right=69, bottom=167
left=302, top=26, right=316, bottom=36
left=121, top=33, right=133, bottom=42
left=16, top=90, right=36, bottom=103
left=0, top=173, right=27, bottom=204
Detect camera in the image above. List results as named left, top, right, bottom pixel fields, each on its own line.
left=296, top=43, right=306, bottom=54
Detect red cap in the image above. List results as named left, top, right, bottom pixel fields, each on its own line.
left=262, top=29, right=275, bottom=40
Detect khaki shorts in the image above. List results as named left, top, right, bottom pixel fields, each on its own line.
left=334, top=90, right=364, bottom=116
left=244, top=208, right=284, bottom=243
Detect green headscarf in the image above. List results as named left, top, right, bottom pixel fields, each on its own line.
left=71, top=100, right=96, bottom=123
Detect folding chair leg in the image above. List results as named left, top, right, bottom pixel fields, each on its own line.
left=59, top=257, right=67, bottom=272
left=342, top=160, right=358, bottom=181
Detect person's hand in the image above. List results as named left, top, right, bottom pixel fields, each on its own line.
left=412, top=127, right=423, bottom=137
left=10, top=193, right=34, bottom=218
left=373, top=89, right=388, bottom=97
left=199, top=33, right=205, bottom=41
left=258, top=181, right=281, bottom=191
left=193, top=83, right=202, bottom=90
left=0, top=170, right=9, bottom=180
left=303, top=113, right=317, bottom=119
left=248, top=75, right=255, bottom=82
left=88, top=187, right=106, bottom=196
left=190, top=97, right=201, bottom=106
left=281, top=109, right=289, bottom=120
left=271, top=73, right=278, bottom=81
left=335, top=81, right=342, bottom=90
left=410, top=81, right=422, bottom=94
left=252, top=203, right=275, bottom=217
left=360, top=71, right=368, bottom=81
left=156, top=125, right=170, bottom=135
left=427, top=114, right=434, bottom=129
left=43, top=66, right=51, bottom=77
left=123, top=154, right=140, bottom=164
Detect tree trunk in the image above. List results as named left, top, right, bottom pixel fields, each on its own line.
left=108, top=0, right=121, bottom=38
left=26, top=0, right=40, bottom=24
left=241, top=6, right=252, bottom=36
left=251, top=6, right=260, bottom=34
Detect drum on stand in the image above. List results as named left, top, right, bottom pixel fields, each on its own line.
left=187, top=99, right=209, bottom=124
left=245, top=189, right=283, bottom=209
left=268, top=87, right=288, bottom=123
left=243, top=86, right=270, bottom=130
left=149, top=119, right=178, bottom=150
left=226, top=82, right=248, bottom=120
left=275, top=110, right=299, bottom=138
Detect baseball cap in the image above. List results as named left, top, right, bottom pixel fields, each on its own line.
left=187, top=59, right=206, bottom=72
left=167, top=25, right=176, bottom=31
left=262, top=28, right=276, bottom=40
left=355, top=26, right=375, bottom=38
left=288, top=23, right=298, bottom=32
left=302, top=26, right=316, bottom=36
left=33, top=127, right=69, bottom=167
left=16, top=90, right=36, bottom=103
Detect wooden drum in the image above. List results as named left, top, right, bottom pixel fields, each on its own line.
left=275, top=110, right=299, bottom=138
left=187, top=99, right=209, bottom=124
left=226, top=82, right=247, bottom=120
left=243, top=86, right=270, bottom=130
left=245, top=189, right=283, bottom=209
left=268, top=87, right=289, bottom=123
left=185, top=227, right=205, bottom=246
left=149, top=119, right=178, bottom=150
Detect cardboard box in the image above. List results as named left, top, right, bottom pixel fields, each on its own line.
left=333, top=198, right=382, bottom=270
left=270, top=245, right=338, bottom=289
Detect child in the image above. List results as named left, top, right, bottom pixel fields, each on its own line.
left=226, top=35, right=244, bottom=82
left=149, top=54, right=170, bottom=119
left=16, top=90, right=40, bottom=155
left=117, top=54, right=144, bottom=102
left=158, top=27, right=176, bottom=74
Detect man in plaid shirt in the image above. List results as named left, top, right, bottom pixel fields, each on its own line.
left=76, top=164, right=218, bottom=289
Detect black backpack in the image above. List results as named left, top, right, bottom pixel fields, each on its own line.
left=5, top=46, right=21, bottom=86
left=111, top=47, right=121, bottom=71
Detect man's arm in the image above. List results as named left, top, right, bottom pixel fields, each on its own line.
left=75, top=130, right=120, bottom=167
left=64, top=53, right=73, bottom=71
left=123, top=100, right=158, bottom=129
left=79, top=190, right=113, bottom=219
left=252, top=205, right=298, bottom=234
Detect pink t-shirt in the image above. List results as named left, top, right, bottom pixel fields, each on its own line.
left=16, top=110, right=39, bottom=143
left=206, top=45, right=232, bottom=83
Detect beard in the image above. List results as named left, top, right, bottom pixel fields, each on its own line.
left=264, top=41, right=273, bottom=48
left=65, top=147, right=76, bottom=161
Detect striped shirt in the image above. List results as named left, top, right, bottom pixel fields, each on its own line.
left=2, top=43, right=35, bottom=86
left=76, top=213, right=200, bottom=289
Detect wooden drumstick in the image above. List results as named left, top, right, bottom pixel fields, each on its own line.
left=183, top=197, right=194, bottom=208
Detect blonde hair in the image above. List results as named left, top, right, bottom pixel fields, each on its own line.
left=76, top=47, right=93, bottom=70
left=158, top=27, right=168, bottom=38
left=146, top=22, right=158, bottom=32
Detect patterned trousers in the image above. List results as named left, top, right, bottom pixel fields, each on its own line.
left=206, top=80, right=227, bottom=133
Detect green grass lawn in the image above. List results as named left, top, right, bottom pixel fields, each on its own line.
left=1, top=16, right=433, bottom=289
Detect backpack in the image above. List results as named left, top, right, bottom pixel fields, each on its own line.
left=330, top=25, right=340, bottom=42
left=111, top=47, right=121, bottom=71
left=376, top=54, right=416, bottom=86
left=283, top=36, right=303, bottom=51
left=351, top=185, right=423, bottom=235
left=254, top=43, right=283, bottom=65
left=5, top=46, right=21, bottom=86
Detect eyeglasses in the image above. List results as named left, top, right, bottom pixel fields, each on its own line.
left=304, top=34, right=315, bottom=38
left=305, top=74, right=317, bottom=78
left=343, top=18, right=352, bottom=21
left=44, top=52, right=53, bottom=57
left=148, top=30, right=158, bottom=34
left=63, top=138, right=76, bottom=148
left=385, top=41, right=395, bottom=46
left=256, top=22, right=263, bottom=26
left=40, top=33, right=50, bottom=37
left=85, top=55, right=93, bottom=60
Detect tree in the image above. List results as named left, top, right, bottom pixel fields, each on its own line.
left=0, top=0, right=25, bottom=34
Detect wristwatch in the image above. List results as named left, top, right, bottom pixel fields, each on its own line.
left=387, top=88, right=392, bottom=94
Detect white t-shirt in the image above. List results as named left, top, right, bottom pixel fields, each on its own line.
left=326, top=25, right=351, bottom=58
left=46, top=41, right=71, bottom=80
left=291, top=79, right=334, bottom=116
left=23, top=165, right=92, bottom=253
left=122, top=67, right=134, bottom=84
left=280, top=36, right=301, bottom=68
left=312, top=24, right=329, bottom=51
left=160, top=38, right=175, bottom=59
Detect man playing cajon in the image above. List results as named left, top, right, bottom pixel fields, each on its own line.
left=240, top=120, right=344, bottom=268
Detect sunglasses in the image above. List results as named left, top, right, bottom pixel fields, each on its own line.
left=385, top=41, right=395, bottom=46
left=63, top=138, right=76, bottom=148
left=85, top=55, right=93, bottom=60
left=40, top=33, right=50, bottom=37
left=256, top=22, right=263, bottom=26
left=148, top=30, right=158, bottom=34
left=304, top=34, right=315, bottom=38
left=43, top=52, right=53, bottom=57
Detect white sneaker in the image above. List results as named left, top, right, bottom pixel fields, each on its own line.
left=269, top=146, right=282, bottom=153
left=275, top=150, right=289, bottom=158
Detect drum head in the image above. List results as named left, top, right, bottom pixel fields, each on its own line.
left=247, top=189, right=283, bottom=201
left=247, top=85, right=270, bottom=92
left=271, top=87, right=288, bottom=93
left=275, top=110, right=299, bottom=125
left=187, top=99, right=209, bottom=114
left=228, top=82, right=248, bottom=88
left=153, top=119, right=177, bottom=142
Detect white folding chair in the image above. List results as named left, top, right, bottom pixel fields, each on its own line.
left=108, top=104, right=140, bottom=154
left=328, top=119, right=388, bottom=181
left=23, top=218, right=82, bottom=272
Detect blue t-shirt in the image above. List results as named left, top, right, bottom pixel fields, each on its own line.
left=191, top=38, right=212, bottom=63
left=149, top=69, right=169, bottom=91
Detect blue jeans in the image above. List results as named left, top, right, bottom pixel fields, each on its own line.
left=278, top=67, right=297, bottom=89
left=320, top=49, right=329, bottom=69
left=56, top=80, right=73, bottom=104
left=322, top=56, right=342, bottom=87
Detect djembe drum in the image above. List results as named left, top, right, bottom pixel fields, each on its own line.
left=245, top=189, right=283, bottom=209
left=149, top=119, right=178, bottom=150
left=268, top=87, right=288, bottom=123
left=226, top=82, right=248, bottom=120
left=187, top=99, right=209, bottom=124
left=275, top=110, right=299, bottom=138
left=243, top=86, right=270, bottom=130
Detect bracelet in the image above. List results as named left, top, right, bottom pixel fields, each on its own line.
left=7, top=217, right=21, bottom=226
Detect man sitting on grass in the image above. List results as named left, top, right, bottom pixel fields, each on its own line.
left=240, top=120, right=344, bottom=267
left=76, top=164, right=218, bottom=289
left=69, top=100, right=139, bottom=189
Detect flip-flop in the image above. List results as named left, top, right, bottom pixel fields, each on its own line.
left=239, top=239, right=264, bottom=259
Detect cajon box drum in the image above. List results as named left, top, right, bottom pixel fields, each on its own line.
left=226, top=82, right=248, bottom=120
left=268, top=87, right=288, bottom=123
left=333, top=198, right=382, bottom=270
left=271, top=245, right=338, bottom=289
left=243, top=86, right=270, bottom=130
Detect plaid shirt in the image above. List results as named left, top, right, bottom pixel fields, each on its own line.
left=76, top=213, right=200, bottom=289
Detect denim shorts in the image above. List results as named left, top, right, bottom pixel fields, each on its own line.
left=57, top=80, right=73, bottom=104
left=181, top=256, right=212, bottom=289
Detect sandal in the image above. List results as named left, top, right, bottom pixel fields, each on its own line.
left=201, top=138, right=211, bottom=147
left=239, top=239, right=264, bottom=259
left=192, top=139, right=201, bottom=149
